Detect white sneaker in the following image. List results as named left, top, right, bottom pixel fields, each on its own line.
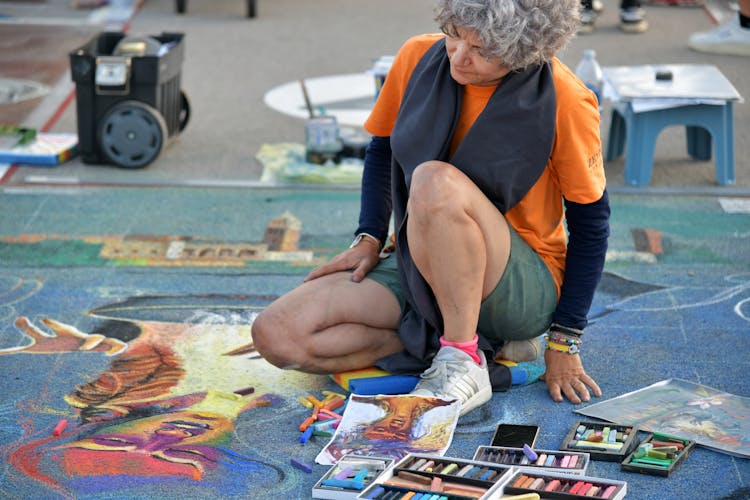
left=689, top=19, right=750, bottom=56
left=619, top=7, right=649, bottom=33
left=495, top=337, right=543, bottom=363
left=410, top=346, right=492, bottom=417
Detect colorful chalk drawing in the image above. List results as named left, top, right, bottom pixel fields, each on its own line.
left=0, top=292, right=317, bottom=498
left=0, top=274, right=43, bottom=323
left=0, top=212, right=319, bottom=268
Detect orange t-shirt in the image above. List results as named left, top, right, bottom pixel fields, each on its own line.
left=364, top=34, right=606, bottom=294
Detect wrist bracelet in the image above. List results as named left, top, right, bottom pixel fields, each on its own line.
left=549, top=322, right=584, bottom=337
left=547, top=331, right=581, bottom=345
left=544, top=333, right=581, bottom=354
left=350, top=233, right=381, bottom=250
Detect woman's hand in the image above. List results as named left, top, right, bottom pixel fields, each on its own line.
left=304, top=240, right=381, bottom=283
left=540, top=349, right=601, bottom=404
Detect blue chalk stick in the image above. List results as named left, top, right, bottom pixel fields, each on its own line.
left=353, top=467, right=369, bottom=481
left=364, top=485, right=385, bottom=498
left=320, top=478, right=365, bottom=490
left=290, top=457, right=312, bottom=473
left=523, top=443, right=538, bottom=461
left=300, top=426, right=314, bottom=443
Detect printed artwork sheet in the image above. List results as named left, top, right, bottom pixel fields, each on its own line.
left=315, top=394, right=461, bottom=465
left=576, top=378, right=750, bottom=457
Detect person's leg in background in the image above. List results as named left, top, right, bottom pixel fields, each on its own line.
left=580, top=0, right=599, bottom=34
left=620, top=0, right=649, bottom=33
left=580, top=0, right=648, bottom=34
left=689, top=0, right=750, bottom=55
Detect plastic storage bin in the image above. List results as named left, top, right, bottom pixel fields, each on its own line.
left=69, top=31, right=190, bottom=168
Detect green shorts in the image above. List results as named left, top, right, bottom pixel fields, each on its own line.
left=365, top=226, right=557, bottom=345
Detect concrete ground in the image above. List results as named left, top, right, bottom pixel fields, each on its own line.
left=0, top=1, right=749, bottom=499
left=0, top=0, right=748, bottom=190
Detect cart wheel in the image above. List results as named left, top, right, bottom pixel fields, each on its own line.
left=98, top=100, right=168, bottom=169
left=179, top=90, right=190, bottom=132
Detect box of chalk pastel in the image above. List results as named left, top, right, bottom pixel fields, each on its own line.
left=473, top=445, right=590, bottom=476
left=504, top=469, right=627, bottom=500
left=356, top=452, right=514, bottom=499
left=621, top=431, right=696, bottom=478
left=313, top=454, right=394, bottom=499
left=560, top=420, right=639, bottom=462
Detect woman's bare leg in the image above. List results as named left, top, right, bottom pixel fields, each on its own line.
left=252, top=271, right=404, bottom=374
left=406, top=160, right=511, bottom=343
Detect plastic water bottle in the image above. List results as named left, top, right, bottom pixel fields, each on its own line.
left=575, top=49, right=604, bottom=105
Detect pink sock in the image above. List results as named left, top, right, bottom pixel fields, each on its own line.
left=440, top=334, right=482, bottom=364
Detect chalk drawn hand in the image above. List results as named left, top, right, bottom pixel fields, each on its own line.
left=2, top=317, right=127, bottom=356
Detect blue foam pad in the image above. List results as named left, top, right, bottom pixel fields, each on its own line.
left=348, top=375, right=420, bottom=395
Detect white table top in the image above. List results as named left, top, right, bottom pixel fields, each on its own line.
left=602, top=64, right=742, bottom=101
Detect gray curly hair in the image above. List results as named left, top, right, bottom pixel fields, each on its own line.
left=434, top=0, right=580, bottom=70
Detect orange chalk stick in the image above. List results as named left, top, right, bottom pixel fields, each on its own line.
left=306, top=395, right=323, bottom=407
left=299, top=416, right=316, bottom=432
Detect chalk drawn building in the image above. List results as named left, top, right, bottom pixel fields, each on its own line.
left=97, top=213, right=313, bottom=265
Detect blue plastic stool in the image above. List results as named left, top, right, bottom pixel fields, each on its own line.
left=605, top=99, right=735, bottom=186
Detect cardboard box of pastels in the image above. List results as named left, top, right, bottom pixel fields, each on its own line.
left=560, top=420, right=639, bottom=462
left=621, top=431, right=696, bottom=477
left=313, top=454, right=395, bottom=499
left=357, top=452, right=515, bottom=499
left=503, top=469, right=627, bottom=500
left=473, top=446, right=590, bottom=475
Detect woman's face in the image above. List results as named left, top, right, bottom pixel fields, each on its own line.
left=444, top=26, right=511, bottom=86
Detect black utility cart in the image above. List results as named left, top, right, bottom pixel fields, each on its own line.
left=70, top=32, right=190, bottom=169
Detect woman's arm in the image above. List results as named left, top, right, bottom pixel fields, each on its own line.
left=552, top=189, right=610, bottom=329
left=542, top=189, right=609, bottom=404
left=355, top=135, right=393, bottom=245
left=305, top=135, right=393, bottom=283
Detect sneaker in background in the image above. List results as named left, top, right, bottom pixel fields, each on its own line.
left=410, top=346, right=492, bottom=417
left=620, top=6, right=649, bottom=33
left=688, top=19, right=750, bottom=56
left=580, top=7, right=598, bottom=34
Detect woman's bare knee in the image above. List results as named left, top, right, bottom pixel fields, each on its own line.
left=410, top=161, right=469, bottom=216
left=252, top=275, right=344, bottom=369
left=252, top=304, right=304, bottom=369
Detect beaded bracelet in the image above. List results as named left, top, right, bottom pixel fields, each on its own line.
left=547, top=331, right=581, bottom=345
left=544, top=333, right=582, bottom=354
